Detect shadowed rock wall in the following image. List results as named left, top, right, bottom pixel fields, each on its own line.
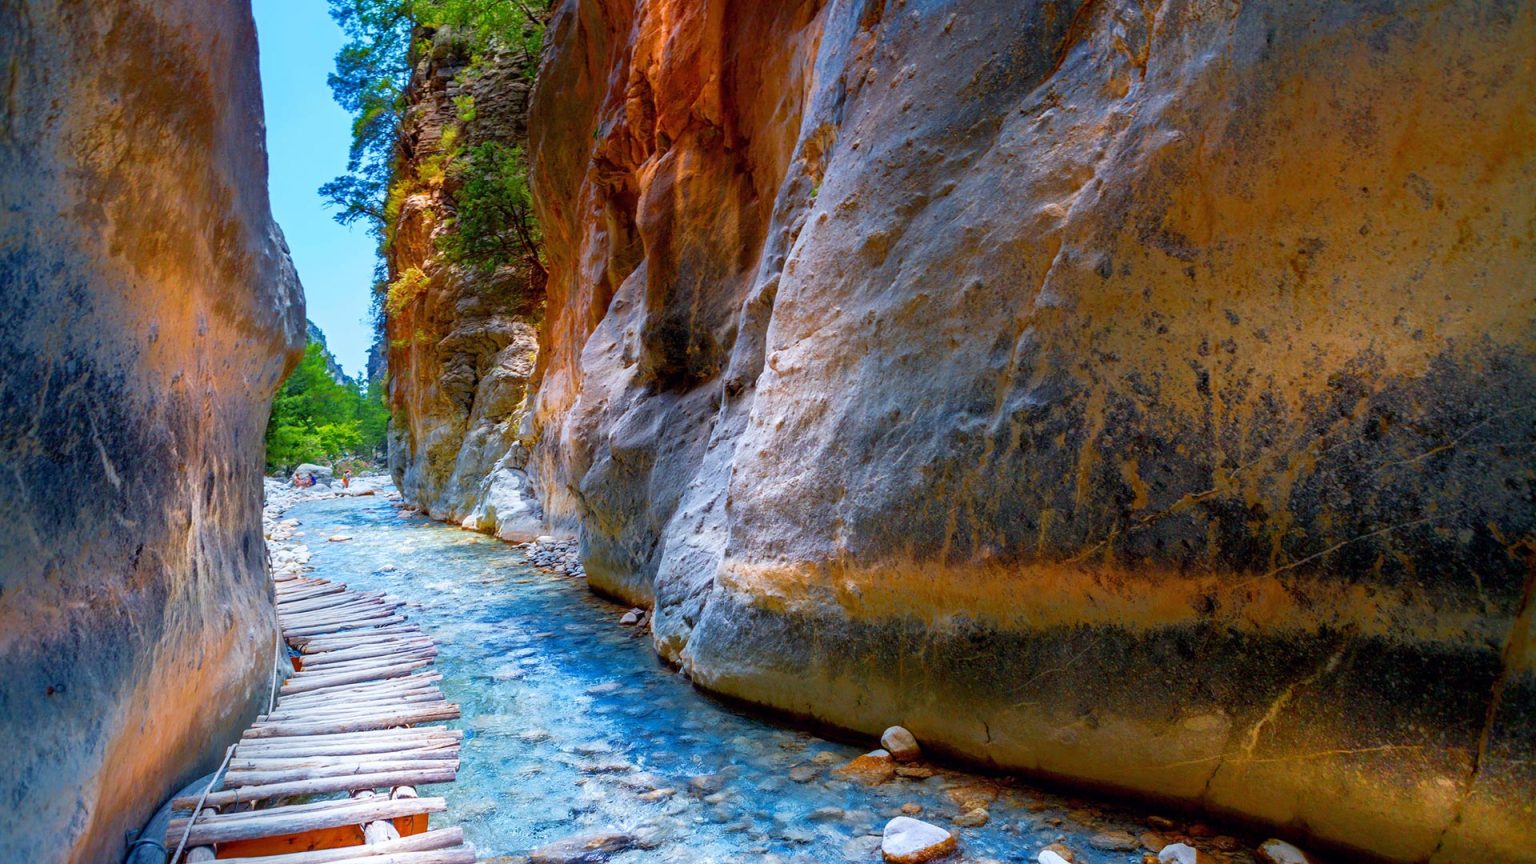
left=0, top=2, right=305, bottom=861
left=528, top=0, right=1535, bottom=860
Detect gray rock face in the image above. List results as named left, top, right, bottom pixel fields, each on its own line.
left=527, top=0, right=1536, bottom=861
left=0, top=2, right=304, bottom=861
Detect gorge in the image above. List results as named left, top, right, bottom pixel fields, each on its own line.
left=1, top=0, right=1533, bottom=862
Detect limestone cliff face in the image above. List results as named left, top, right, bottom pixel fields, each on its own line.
left=0, top=2, right=304, bottom=861
left=386, top=30, right=545, bottom=542
left=528, top=1, right=1536, bottom=860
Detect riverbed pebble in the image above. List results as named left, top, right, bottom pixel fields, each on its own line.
left=1257, top=839, right=1315, bottom=864
left=1038, top=851, right=1072, bottom=864
left=1090, top=830, right=1140, bottom=851
left=1158, top=842, right=1200, bottom=864
left=953, top=807, right=990, bottom=828
left=836, top=749, right=897, bottom=785
left=881, top=725, right=922, bottom=762
left=528, top=831, right=634, bottom=863
left=882, top=817, right=958, bottom=863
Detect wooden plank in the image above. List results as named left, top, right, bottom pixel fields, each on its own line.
left=230, top=737, right=451, bottom=756
left=278, top=591, right=387, bottom=612
left=166, top=796, right=446, bottom=845
left=296, top=627, right=425, bottom=652
left=278, top=659, right=433, bottom=695
left=280, top=599, right=397, bottom=622
left=222, top=759, right=458, bottom=786
left=225, top=847, right=474, bottom=864
left=297, top=652, right=438, bottom=677
left=292, top=624, right=424, bottom=646
left=278, top=671, right=441, bottom=697
left=243, top=704, right=461, bottom=737
left=280, top=603, right=401, bottom=628
left=274, top=682, right=443, bottom=711
left=226, top=748, right=460, bottom=771
left=300, top=640, right=435, bottom=662
left=238, top=726, right=461, bottom=749
left=284, top=616, right=407, bottom=639
left=262, top=691, right=446, bottom=719
left=213, top=827, right=465, bottom=864
left=232, top=745, right=457, bottom=765
left=275, top=584, right=344, bottom=602
left=276, top=592, right=381, bottom=613
left=298, top=644, right=437, bottom=666
left=300, top=637, right=434, bottom=658
left=170, top=766, right=457, bottom=809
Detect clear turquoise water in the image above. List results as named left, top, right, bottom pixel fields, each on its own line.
left=289, top=495, right=1221, bottom=864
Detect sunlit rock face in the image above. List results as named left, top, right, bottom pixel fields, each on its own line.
left=387, top=30, right=545, bottom=542
left=0, top=2, right=304, bottom=861
left=529, top=0, right=1535, bottom=860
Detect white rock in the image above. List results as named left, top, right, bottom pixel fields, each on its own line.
left=1159, top=843, right=1199, bottom=864
left=619, top=608, right=643, bottom=626
left=882, top=816, right=957, bottom=863
left=327, top=535, right=352, bottom=543
left=1258, top=839, right=1313, bottom=864
left=1038, top=852, right=1071, bottom=864
left=881, top=725, right=921, bottom=762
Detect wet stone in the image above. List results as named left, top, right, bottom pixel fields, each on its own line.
left=528, top=831, right=635, bottom=864
left=836, top=750, right=896, bottom=785
left=954, top=808, right=990, bottom=828
left=788, top=764, right=820, bottom=783
left=1090, top=830, right=1140, bottom=851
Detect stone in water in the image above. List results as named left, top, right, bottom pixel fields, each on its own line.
left=882, top=816, right=957, bottom=863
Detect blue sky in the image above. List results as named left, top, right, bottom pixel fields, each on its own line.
left=254, top=0, right=378, bottom=379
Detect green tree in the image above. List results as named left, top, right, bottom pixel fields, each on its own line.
left=264, top=342, right=389, bottom=471
left=441, top=140, right=543, bottom=278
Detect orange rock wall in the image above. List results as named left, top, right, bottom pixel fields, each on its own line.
left=386, top=30, right=546, bottom=540
left=528, top=1, right=1535, bottom=860
left=0, top=2, right=304, bottom=861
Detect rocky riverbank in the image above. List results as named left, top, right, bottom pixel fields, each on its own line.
left=263, top=473, right=395, bottom=578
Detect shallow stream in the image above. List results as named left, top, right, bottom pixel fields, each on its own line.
left=289, top=495, right=1247, bottom=863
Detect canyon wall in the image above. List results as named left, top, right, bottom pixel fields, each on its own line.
left=387, top=29, right=547, bottom=542
left=526, top=0, right=1536, bottom=861
left=0, top=2, right=305, bottom=861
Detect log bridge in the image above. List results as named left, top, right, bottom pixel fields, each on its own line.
left=164, top=568, right=476, bottom=863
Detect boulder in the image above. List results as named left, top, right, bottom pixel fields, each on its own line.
left=292, top=463, right=334, bottom=485
left=881, top=817, right=958, bottom=864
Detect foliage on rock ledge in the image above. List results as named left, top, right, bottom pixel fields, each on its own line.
left=321, top=0, right=549, bottom=331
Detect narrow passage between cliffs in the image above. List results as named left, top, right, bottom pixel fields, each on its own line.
left=274, top=486, right=1271, bottom=863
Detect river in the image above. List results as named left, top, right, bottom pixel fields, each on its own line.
left=287, top=494, right=1238, bottom=863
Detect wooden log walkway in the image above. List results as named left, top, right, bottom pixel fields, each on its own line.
left=165, top=569, right=475, bottom=863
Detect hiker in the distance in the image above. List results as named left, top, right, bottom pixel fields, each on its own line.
left=342, top=469, right=351, bottom=489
